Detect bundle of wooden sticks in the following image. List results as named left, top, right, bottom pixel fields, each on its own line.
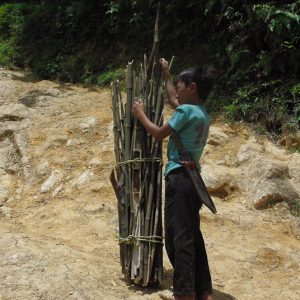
left=110, top=54, right=164, bottom=286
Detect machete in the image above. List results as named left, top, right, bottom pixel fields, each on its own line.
left=171, top=131, right=217, bottom=214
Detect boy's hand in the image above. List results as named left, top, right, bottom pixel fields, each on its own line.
left=159, top=58, right=169, bottom=70
left=132, top=98, right=144, bottom=118
left=159, top=58, right=171, bottom=81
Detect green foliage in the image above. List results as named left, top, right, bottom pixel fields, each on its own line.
left=283, top=83, right=300, bottom=132
left=222, top=80, right=300, bottom=134
left=0, top=0, right=298, bottom=134
left=97, top=69, right=125, bottom=86
left=0, top=3, right=27, bottom=67
left=0, top=3, right=24, bottom=38
left=0, top=41, right=14, bottom=65
left=204, top=1, right=300, bottom=134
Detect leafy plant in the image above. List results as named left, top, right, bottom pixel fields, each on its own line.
left=97, top=69, right=125, bottom=86
left=0, top=0, right=298, bottom=135
left=0, top=3, right=27, bottom=67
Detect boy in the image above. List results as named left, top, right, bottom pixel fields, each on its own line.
left=132, top=58, right=215, bottom=300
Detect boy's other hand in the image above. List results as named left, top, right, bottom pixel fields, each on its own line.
left=132, top=98, right=144, bottom=118
left=159, top=58, right=171, bottom=81
left=159, top=58, right=169, bottom=70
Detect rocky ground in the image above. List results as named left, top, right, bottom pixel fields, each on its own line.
left=0, top=69, right=299, bottom=300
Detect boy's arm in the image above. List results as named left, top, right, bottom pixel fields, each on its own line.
left=160, top=58, right=179, bottom=109
left=132, top=100, right=172, bottom=140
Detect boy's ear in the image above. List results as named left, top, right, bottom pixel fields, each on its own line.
left=190, top=82, right=198, bottom=94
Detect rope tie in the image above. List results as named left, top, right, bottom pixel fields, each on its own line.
left=114, top=157, right=162, bottom=170
left=118, top=235, right=164, bottom=245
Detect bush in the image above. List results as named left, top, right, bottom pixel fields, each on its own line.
left=0, top=0, right=298, bottom=134
left=97, top=69, right=125, bottom=86
left=0, top=3, right=27, bottom=67
left=0, top=41, right=14, bottom=66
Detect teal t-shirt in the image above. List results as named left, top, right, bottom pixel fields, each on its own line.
left=164, top=104, right=210, bottom=176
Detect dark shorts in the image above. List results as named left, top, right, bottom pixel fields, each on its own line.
left=165, top=167, right=212, bottom=298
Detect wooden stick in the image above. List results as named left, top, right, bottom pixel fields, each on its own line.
left=147, top=4, right=160, bottom=78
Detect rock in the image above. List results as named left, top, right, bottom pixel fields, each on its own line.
left=202, top=163, right=237, bottom=198
left=44, top=87, right=62, bottom=97
left=102, top=296, right=120, bottom=300
left=82, top=203, right=106, bottom=214
left=36, top=95, right=54, bottom=107
left=157, top=290, right=173, bottom=300
left=66, top=138, right=83, bottom=147
left=264, top=140, right=287, bottom=157
left=248, top=136, right=258, bottom=143
left=0, top=173, right=11, bottom=205
left=18, top=88, right=62, bottom=108
left=41, top=170, right=63, bottom=193
left=240, top=158, right=299, bottom=209
left=216, top=159, right=225, bottom=165
left=0, top=133, right=28, bottom=177
left=52, top=185, right=63, bottom=197
left=42, top=135, right=68, bottom=150
left=288, top=153, right=300, bottom=194
left=0, top=139, right=20, bottom=175
left=0, top=124, right=13, bottom=138
left=253, top=184, right=298, bottom=209
left=206, top=138, right=220, bottom=146
left=72, top=170, right=94, bottom=187
left=90, top=182, right=104, bottom=192
left=0, top=103, right=31, bottom=121
left=79, top=116, right=98, bottom=132
left=88, top=158, right=102, bottom=169
left=0, top=138, right=10, bottom=170
left=14, top=133, right=28, bottom=157
left=237, top=141, right=263, bottom=164
left=19, top=94, right=38, bottom=107
left=0, top=122, right=30, bottom=141
left=288, top=153, right=300, bottom=178
left=255, top=247, right=284, bottom=268
left=202, top=144, right=213, bottom=156
left=279, top=131, right=300, bottom=148
left=36, top=160, right=51, bottom=176
left=109, top=214, right=119, bottom=229
left=279, top=130, right=300, bottom=148
left=18, top=89, right=54, bottom=108
left=293, top=219, right=300, bottom=240
left=207, top=126, right=229, bottom=146
left=0, top=206, right=13, bottom=217
left=127, top=296, right=150, bottom=300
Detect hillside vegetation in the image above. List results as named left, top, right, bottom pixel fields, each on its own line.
left=0, top=0, right=299, bottom=134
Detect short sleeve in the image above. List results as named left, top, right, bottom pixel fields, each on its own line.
left=167, top=106, right=188, bottom=132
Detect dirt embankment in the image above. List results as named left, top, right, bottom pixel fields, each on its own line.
left=0, top=70, right=299, bottom=300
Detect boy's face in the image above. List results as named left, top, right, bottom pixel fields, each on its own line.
left=176, top=80, right=190, bottom=105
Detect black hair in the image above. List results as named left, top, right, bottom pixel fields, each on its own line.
left=177, top=66, right=217, bottom=102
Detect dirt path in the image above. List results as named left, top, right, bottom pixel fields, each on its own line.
left=0, top=70, right=299, bottom=300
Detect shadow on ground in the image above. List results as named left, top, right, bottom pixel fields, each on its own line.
left=6, top=71, right=40, bottom=83
left=123, top=268, right=236, bottom=299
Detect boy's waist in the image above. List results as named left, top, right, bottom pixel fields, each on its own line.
left=164, top=160, right=201, bottom=177
left=166, top=166, right=188, bottom=177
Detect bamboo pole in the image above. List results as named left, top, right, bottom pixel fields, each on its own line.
left=111, top=78, right=131, bottom=274
left=111, top=82, right=121, bottom=166
left=148, top=112, right=163, bottom=282
left=113, top=82, right=124, bottom=158
left=147, top=3, right=160, bottom=78
left=124, top=62, right=134, bottom=275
